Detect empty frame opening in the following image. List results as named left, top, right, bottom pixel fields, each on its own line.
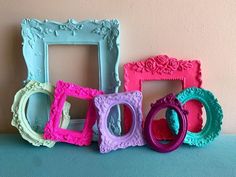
left=49, top=45, right=98, bottom=120
left=62, top=96, right=89, bottom=131
left=142, top=80, right=182, bottom=119
left=107, top=104, right=132, bottom=136
left=142, top=80, right=182, bottom=138
left=25, top=93, right=51, bottom=134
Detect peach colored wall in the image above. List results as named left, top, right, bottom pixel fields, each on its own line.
left=0, top=0, right=235, bottom=133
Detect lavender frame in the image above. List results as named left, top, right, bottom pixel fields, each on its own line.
left=94, top=91, right=145, bottom=153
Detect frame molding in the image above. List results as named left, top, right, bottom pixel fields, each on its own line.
left=144, top=94, right=188, bottom=153
left=11, top=81, right=70, bottom=147
left=21, top=19, right=121, bottom=137
left=44, top=80, right=103, bottom=146
left=94, top=91, right=145, bottom=153
left=124, top=55, right=202, bottom=140
left=166, top=87, right=223, bottom=147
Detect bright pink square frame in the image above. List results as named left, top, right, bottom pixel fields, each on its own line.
left=44, top=80, right=103, bottom=146
left=124, top=55, right=202, bottom=140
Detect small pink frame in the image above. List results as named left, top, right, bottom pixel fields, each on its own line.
left=44, top=80, right=103, bottom=146
left=124, top=55, right=202, bottom=140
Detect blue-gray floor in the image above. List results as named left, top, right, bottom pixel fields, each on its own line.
left=0, top=134, right=235, bottom=177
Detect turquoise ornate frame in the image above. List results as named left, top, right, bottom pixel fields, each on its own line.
left=166, top=87, right=223, bottom=147
left=21, top=19, right=121, bottom=138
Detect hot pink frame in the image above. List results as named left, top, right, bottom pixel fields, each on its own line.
left=44, top=80, right=103, bottom=146
left=124, top=55, right=202, bottom=140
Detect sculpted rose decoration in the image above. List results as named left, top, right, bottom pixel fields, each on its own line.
left=145, top=58, right=158, bottom=73
left=168, top=58, right=179, bottom=70
left=155, top=55, right=169, bottom=66
left=131, top=55, right=193, bottom=75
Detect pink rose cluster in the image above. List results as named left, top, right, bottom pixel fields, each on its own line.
left=144, top=55, right=191, bottom=74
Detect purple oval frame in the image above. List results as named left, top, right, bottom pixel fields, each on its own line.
left=144, top=93, right=188, bottom=153
left=94, top=91, right=145, bottom=153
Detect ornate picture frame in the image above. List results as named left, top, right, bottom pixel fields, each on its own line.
left=11, top=81, right=70, bottom=147
left=44, top=80, right=103, bottom=146
left=124, top=55, right=202, bottom=140
left=21, top=19, right=121, bottom=137
left=94, top=91, right=145, bottom=153
left=166, top=87, right=223, bottom=147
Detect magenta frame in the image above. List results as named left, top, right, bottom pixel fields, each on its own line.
left=124, top=55, right=202, bottom=140
left=44, top=80, right=103, bottom=146
left=144, top=94, right=188, bottom=153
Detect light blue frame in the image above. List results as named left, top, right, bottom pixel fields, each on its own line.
left=21, top=19, right=121, bottom=138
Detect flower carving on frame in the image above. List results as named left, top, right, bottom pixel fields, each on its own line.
left=92, top=20, right=119, bottom=50
left=131, top=55, right=193, bottom=75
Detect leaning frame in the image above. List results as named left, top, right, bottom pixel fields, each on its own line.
left=21, top=19, right=121, bottom=137
left=124, top=55, right=202, bottom=140
left=44, top=80, right=103, bottom=146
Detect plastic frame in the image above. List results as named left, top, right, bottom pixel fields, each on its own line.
left=44, top=80, right=103, bottom=146
left=144, top=94, right=188, bottom=153
left=11, top=81, right=70, bottom=147
left=124, top=55, right=202, bottom=140
left=166, top=87, right=223, bottom=147
left=94, top=91, right=145, bottom=153
left=21, top=18, right=121, bottom=138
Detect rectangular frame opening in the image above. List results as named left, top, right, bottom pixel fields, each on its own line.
left=49, top=44, right=99, bottom=120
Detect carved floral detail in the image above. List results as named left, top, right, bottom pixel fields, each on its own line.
left=21, top=19, right=121, bottom=140
left=124, top=55, right=202, bottom=140
left=166, top=87, right=223, bottom=147
left=59, top=19, right=83, bottom=36
left=22, top=19, right=52, bottom=50
left=130, top=55, right=193, bottom=75
left=43, top=80, right=103, bottom=146
left=152, top=93, right=188, bottom=116
left=21, top=19, right=85, bottom=50
left=92, top=19, right=119, bottom=50
left=11, top=81, right=70, bottom=147
left=22, top=18, right=120, bottom=52
left=94, top=91, right=145, bottom=153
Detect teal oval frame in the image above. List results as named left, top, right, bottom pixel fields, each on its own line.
left=166, top=87, right=223, bottom=147
left=11, top=81, right=71, bottom=147
left=21, top=19, right=121, bottom=139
